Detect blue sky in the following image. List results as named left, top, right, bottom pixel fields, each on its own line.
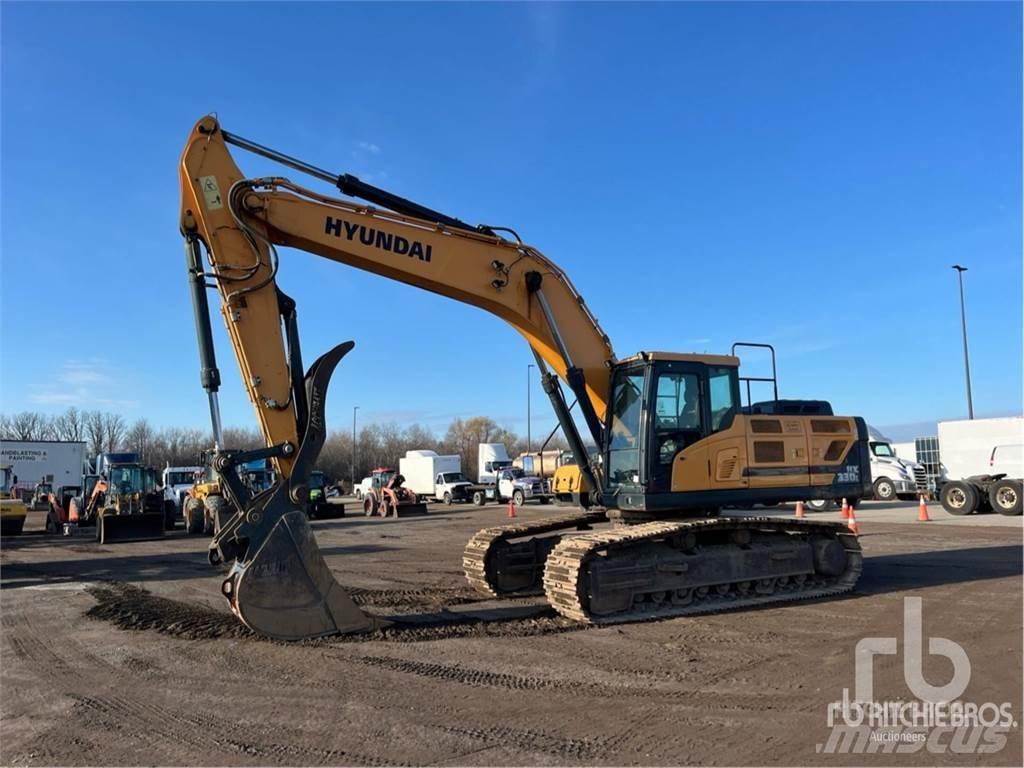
left=2, top=1, right=1020, bottom=442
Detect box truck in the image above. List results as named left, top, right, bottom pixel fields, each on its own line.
left=398, top=450, right=472, bottom=504
left=937, top=416, right=1022, bottom=516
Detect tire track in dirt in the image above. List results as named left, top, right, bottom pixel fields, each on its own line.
left=345, top=653, right=806, bottom=714
left=349, top=654, right=592, bottom=693
left=10, top=585, right=599, bottom=766
left=3, top=597, right=242, bottom=763
left=346, top=585, right=480, bottom=609
left=3, top=592, right=409, bottom=766
left=432, top=724, right=608, bottom=761
left=64, top=694, right=409, bottom=767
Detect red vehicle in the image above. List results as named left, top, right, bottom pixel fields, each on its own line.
left=361, top=468, right=428, bottom=518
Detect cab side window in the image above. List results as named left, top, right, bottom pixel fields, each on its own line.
left=708, top=366, right=738, bottom=432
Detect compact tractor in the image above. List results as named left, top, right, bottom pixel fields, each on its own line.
left=361, top=468, right=428, bottom=518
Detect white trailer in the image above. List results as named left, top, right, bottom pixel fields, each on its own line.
left=398, top=450, right=472, bottom=504
left=938, top=417, right=1023, bottom=479
left=937, top=416, right=1022, bottom=516
left=0, top=440, right=85, bottom=491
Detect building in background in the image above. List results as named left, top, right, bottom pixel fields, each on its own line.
left=0, top=440, right=86, bottom=491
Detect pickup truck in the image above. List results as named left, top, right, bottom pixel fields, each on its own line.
left=354, top=476, right=373, bottom=499
left=465, top=466, right=550, bottom=507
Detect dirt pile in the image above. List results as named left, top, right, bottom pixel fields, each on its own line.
left=86, top=582, right=583, bottom=643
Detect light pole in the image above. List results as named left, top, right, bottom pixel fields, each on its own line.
left=527, top=364, right=534, bottom=453
left=952, top=265, right=974, bottom=420
left=351, top=405, right=360, bottom=485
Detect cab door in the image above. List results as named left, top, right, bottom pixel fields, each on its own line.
left=647, top=363, right=705, bottom=493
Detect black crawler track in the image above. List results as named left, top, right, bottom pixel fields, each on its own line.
left=542, top=517, right=862, bottom=624
left=462, top=511, right=606, bottom=597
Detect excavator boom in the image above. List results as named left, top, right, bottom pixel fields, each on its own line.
left=179, top=116, right=617, bottom=638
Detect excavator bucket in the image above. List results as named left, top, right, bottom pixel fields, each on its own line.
left=225, top=510, right=382, bottom=640
left=97, top=512, right=166, bottom=544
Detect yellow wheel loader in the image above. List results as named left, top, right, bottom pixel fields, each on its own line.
left=0, top=465, right=28, bottom=537
left=177, top=117, right=870, bottom=640
left=89, top=463, right=166, bottom=544
left=184, top=459, right=235, bottom=536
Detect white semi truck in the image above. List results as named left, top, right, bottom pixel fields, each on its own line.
left=465, top=443, right=549, bottom=506
left=865, top=427, right=928, bottom=501
left=804, top=428, right=926, bottom=510
left=398, top=450, right=472, bottom=504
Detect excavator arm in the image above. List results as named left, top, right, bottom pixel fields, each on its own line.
left=178, top=116, right=615, bottom=638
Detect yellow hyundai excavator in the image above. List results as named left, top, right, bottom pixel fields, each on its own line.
left=179, top=116, right=870, bottom=640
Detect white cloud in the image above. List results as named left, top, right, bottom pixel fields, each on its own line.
left=30, top=389, right=89, bottom=406
left=58, top=360, right=112, bottom=386
left=28, top=359, right=137, bottom=410
left=357, top=141, right=381, bottom=154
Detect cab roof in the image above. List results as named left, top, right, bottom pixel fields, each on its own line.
left=619, top=351, right=740, bottom=367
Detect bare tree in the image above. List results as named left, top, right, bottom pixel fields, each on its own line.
left=126, top=419, right=156, bottom=463
left=51, top=407, right=86, bottom=441
left=442, top=416, right=518, bottom=480
left=221, top=426, right=263, bottom=452
left=83, top=411, right=126, bottom=455
left=8, top=411, right=50, bottom=441
left=84, top=411, right=106, bottom=456
left=102, top=413, right=126, bottom=453
left=319, top=432, right=353, bottom=483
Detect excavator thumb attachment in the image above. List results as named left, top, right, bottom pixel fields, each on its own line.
left=225, top=509, right=380, bottom=639
left=213, top=342, right=383, bottom=639
left=97, top=513, right=165, bottom=544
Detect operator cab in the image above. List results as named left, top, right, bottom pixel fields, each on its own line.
left=604, top=352, right=741, bottom=495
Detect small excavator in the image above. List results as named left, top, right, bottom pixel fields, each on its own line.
left=179, top=116, right=870, bottom=640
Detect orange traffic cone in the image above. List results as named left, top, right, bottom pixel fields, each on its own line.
left=917, top=496, right=931, bottom=522
left=508, top=499, right=516, bottom=519
left=847, top=506, right=860, bottom=535
left=795, top=501, right=805, bottom=519
left=840, top=498, right=850, bottom=519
